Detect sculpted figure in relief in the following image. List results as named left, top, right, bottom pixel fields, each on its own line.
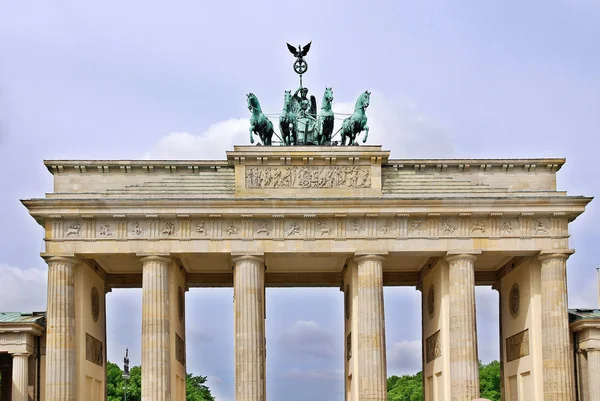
left=162, top=222, right=175, bottom=236
left=195, top=221, right=207, bottom=236
left=99, top=224, right=112, bottom=236
left=441, top=219, right=457, bottom=234
left=471, top=220, right=486, bottom=233
left=226, top=222, right=239, bottom=236
left=245, top=166, right=371, bottom=189
left=352, top=219, right=364, bottom=234
left=132, top=221, right=144, bottom=236
left=501, top=219, right=516, bottom=235
left=410, top=220, right=424, bottom=234
left=256, top=221, right=270, bottom=235
left=66, top=222, right=81, bottom=236
left=380, top=220, right=393, bottom=234
left=286, top=222, right=301, bottom=236
left=317, top=220, right=333, bottom=236
left=534, top=220, right=548, bottom=234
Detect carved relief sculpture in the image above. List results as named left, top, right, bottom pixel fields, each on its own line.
left=506, top=329, right=530, bottom=362
left=534, top=220, right=548, bottom=234
left=471, top=220, right=486, bottom=233
left=66, top=222, right=81, bottom=236
left=99, top=224, right=112, bottom=236
left=162, top=222, right=175, bottom=236
left=91, top=287, right=100, bottom=322
left=352, top=218, right=364, bottom=234
left=380, top=219, right=393, bottom=234
left=286, top=222, right=301, bottom=236
left=226, top=222, right=239, bottom=236
left=317, top=220, right=332, bottom=236
left=132, top=221, right=144, bottom=236
left=427, top=285, right=435, bottom=318
left=195, top=221, right=207, bottom=236
left=441, top=219, right=457, bottom=234
left=509, top=284, right=520, bottom=318
left=245, top=166, right=371, bottom=189
left=256, top=221, right=270, bottom=235
left=410, top=220, right=423, bottom=234
left=501, top=218, right=516, bottom=235
left=426, top=330, right=441, bottom=363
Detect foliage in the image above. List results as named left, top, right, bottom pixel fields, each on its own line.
left=386, top=360, right=501, bottom=401
left=479, top=360, right=501, bottom=401
left=106, top=361, right=212, bottom=401
left=387, top=371, right=423, bottom=401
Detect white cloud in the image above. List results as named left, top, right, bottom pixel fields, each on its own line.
left=0, top=263, right=47, bottom=312
left=143, top=92, right=454, bottom=160
left=387, top=340, right=422, bottom=376
left=284, top=368, right=343, bottom=382
left=278, top=320, right=337, bottom=359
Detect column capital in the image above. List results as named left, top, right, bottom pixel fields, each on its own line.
left=538, top=250, right=575, bottom=262
left=445, top=252, right=480, bottom=263
left=353, top=253, right=386, bottom=263
left=231, top=254, right=264, bottom=264
left=138, top=254, right=172, bottom=264
left=10, top=352, right=30, bottom=358
left=42, top=254, right=78, bottom=265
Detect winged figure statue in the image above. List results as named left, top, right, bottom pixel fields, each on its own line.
left=286, top=42, right=312, bottom=58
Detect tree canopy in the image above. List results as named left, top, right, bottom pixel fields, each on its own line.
left=106, top=362, right=214, bottom=401
left=387, top=360, right=501, bottom=401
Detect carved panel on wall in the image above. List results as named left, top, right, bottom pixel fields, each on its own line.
left=346, top=332, right=352, bottom=361
left=86, top=333, right=103, bottom=366
left=91, top=287, right=100, bottom=322
left=426, top=330, right=441, bottom=363
left=178, top=286, right=184, bottom=322
left=176, top=333, right=186, bottom=365
left=345, top=285, right=350, bottom=320
left=245, top=166, right=371, bottom=189
left=427, top=285, right=435, bottom=319
left=509, top=284, right=520, bottom=318
left=506, top=329, right=529, bottom=362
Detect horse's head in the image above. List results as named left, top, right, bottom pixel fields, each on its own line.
left=323, top=87, right=334, bottom=104
left=356, top=90, right=371, bottom=110
left=284, top=90, right=292, bottom=105
left=247, top=93, right=261, bottom=112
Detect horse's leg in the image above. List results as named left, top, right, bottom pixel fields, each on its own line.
left=249, top=126, right=255, bottom=144
left=362, top=126, right=369, bottom=143
left=279, top=121, right=288, bottom=145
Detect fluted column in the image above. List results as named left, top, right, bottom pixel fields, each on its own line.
left=233, top=255, right=266, bottom=401
left=11, top=353, right=29, bottom=401
left=587, top=349, right=600, bottom=401
left=141, top=255, right=172, bottom=401
left=355, top=254, right=387, bottom=401
left=44, top=256, right=77, bottom=401
left=539, top=252, right=574, bottom=401
left=446, top=254, right=479, bottom=401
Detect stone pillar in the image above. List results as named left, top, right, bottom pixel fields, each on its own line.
left=355, top=254, right=387, bottom=401
left=141, top=255, right=172, bottom=401
left=11, top=354, right=29, bottom=401
left=446, top=254, right=479, bottom=401
left=538, top=252, right=574, bottom=401
left=44, top=256, right=77, bottom=401
left=587, top=349, right=600, bottom=401
left=233, top=255, right=266, bottom=401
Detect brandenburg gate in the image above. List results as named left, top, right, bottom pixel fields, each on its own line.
left=22, top=145, right=591, bottom=401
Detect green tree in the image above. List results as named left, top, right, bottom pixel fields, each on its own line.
left=106, top=361, right=212, bottom=401
left=386, top=360, right=501, bottom=401
left=479, top=360, right=501, bottom=401
left=387, top=371, right=423, bottom=401
left=186, top=373, right=215, bottom=401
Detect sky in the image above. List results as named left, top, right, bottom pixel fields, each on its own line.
left=1, top=2, right=600, bottom=401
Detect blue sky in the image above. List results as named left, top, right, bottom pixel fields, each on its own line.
left=1, top=2, right=599, bottom=401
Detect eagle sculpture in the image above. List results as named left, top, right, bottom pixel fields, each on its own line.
left=286, top=42, right=312, bottom=58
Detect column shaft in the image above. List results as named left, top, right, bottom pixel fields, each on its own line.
left=233, top=256, right=265, bottom=401
left=539, top=253, right=574, bottom=401
left=44, top=256, right=77, bottom=401
left=356, top=255, right=387, bottom=401
left=587, top=350, right=600, bottom=401
left=447, top=254, right=479, bottom=401
left=11, top=354, right=29, bottom=401
left=141, top=256, right=172, bottom=401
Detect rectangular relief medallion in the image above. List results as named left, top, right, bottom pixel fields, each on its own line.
left=86, top=333, right=104, bottom=366
left=176, top=333, right=186, bottom=366
left=426, top=330, right=441, bottom=363
left=245, top=166, right=371, bottom=189
left=506, top=329, right=529, bottom=362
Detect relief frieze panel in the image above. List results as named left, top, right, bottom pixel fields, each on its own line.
left=245, top=166, right=371, bottom=189
left=47, top=214, right=568, bottom=243
left=506, top=329, right=529, bottom=362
